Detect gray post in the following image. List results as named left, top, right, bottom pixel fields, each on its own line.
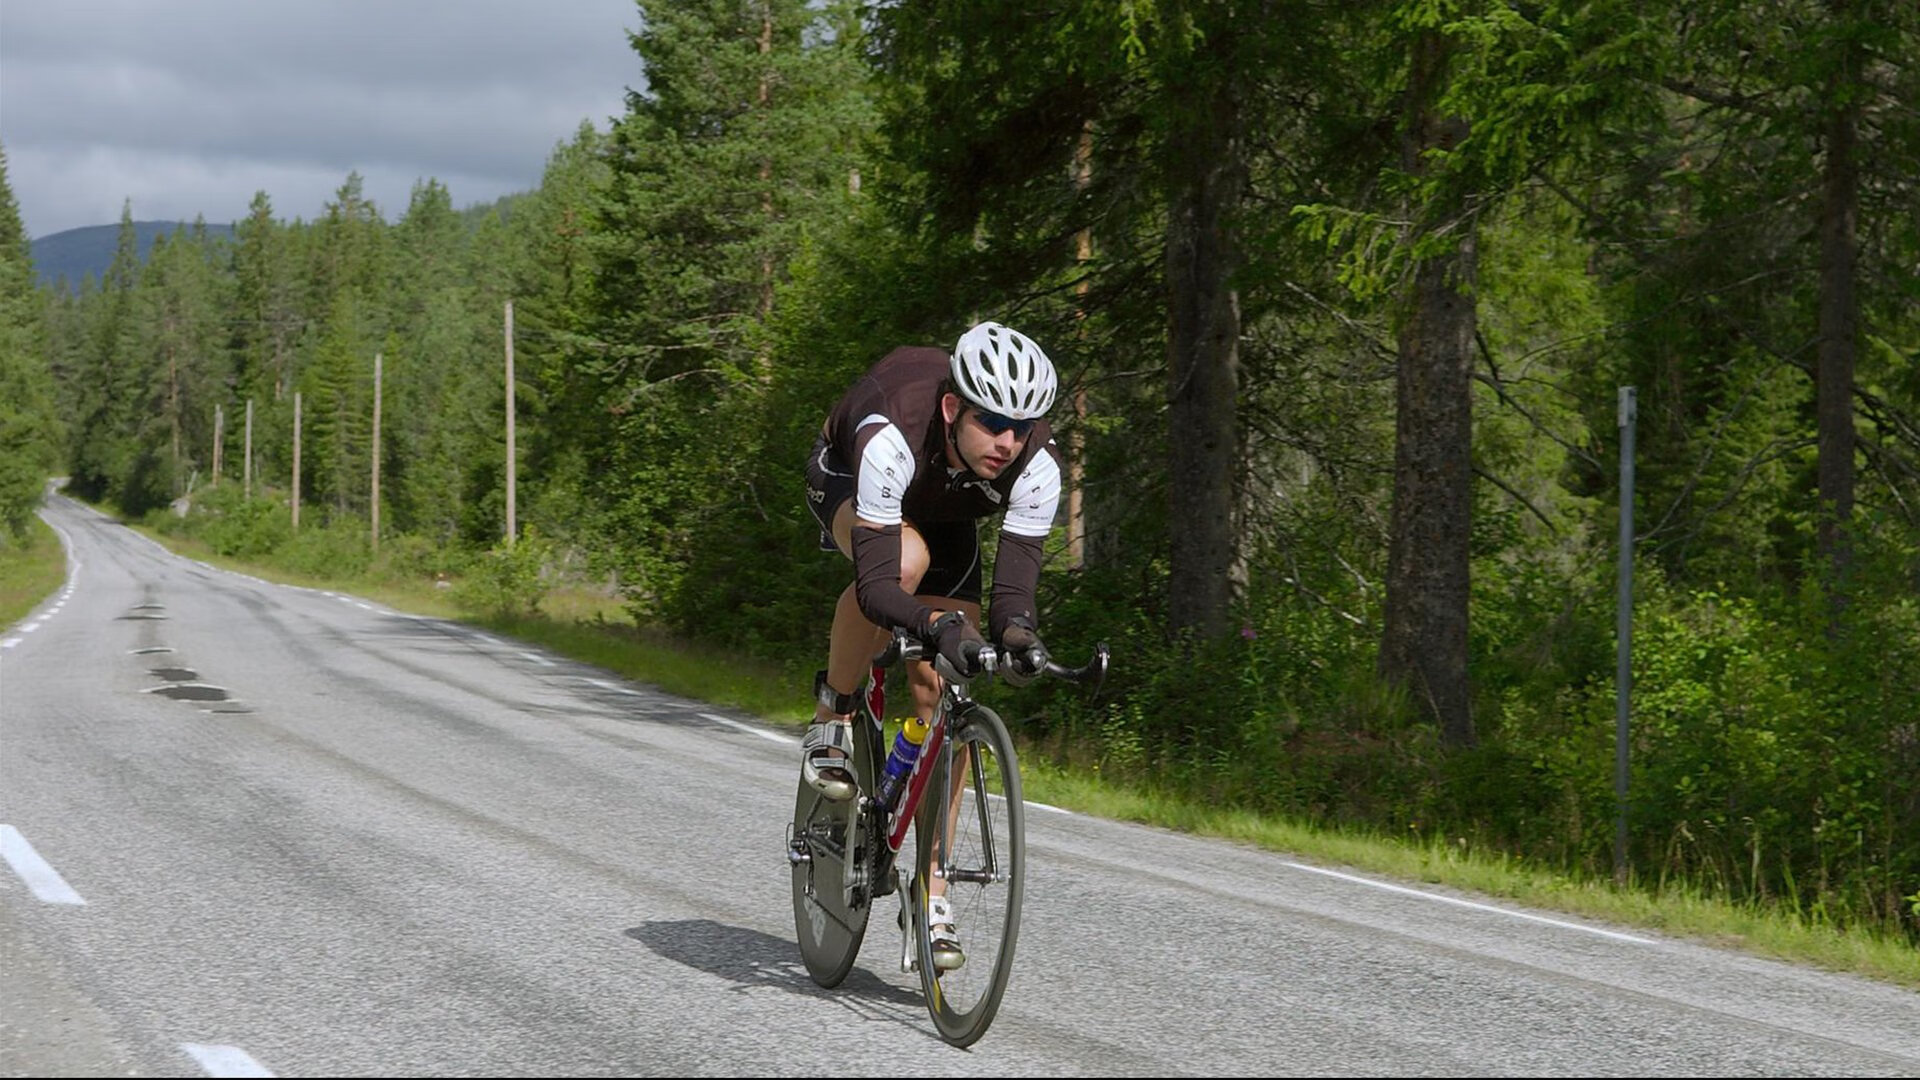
left=505, top=299, right=516, bottom=548
left=292, top=391, right=302, bottom=531
left=371, top=352, right=382, bottom=554
left=244, top=398, right=254, bottom=500
left=1615, top=386, right=1637, bottom=885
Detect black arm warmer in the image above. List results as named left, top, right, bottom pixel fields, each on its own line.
left=849, top=523, right=934, bottom=637
left=988, top=530, right=1046, bottom=643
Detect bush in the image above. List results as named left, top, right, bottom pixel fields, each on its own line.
left=280, top=516, right=373, bottom=579
left=194, top=487, right=292, bottom=559
left=454, top=529, right=555, bottom=616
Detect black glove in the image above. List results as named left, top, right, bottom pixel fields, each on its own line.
left=925, top=611, right=987, bottom=678
left=999, top=622, right=1049, bottom=686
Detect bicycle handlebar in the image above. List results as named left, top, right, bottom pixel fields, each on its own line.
left=874, top=630, right=1109, bottom=697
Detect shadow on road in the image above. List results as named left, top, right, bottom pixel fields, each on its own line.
left=626, top=918, right=923, bottom=1019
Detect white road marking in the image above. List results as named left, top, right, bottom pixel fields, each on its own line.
left=1, top=638, right=19, bottom=649
left=1281, top=861, right=1656, bottom=944
left=519, top=651, right=556, bottom=667
left=699, top=712, right=793, bottom=745
left=586, top=678, right=640, bottom=696
left=0, top=825, right=87, bottom=905
left=180, top=1043, right=275, bottom=1078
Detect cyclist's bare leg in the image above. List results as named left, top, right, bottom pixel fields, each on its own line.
left=807, top=502, right=932, bottom=793
left=911, top=597, right=980, bottom=971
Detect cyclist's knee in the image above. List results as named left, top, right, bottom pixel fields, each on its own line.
left=898, top=523, right=931, bottom=593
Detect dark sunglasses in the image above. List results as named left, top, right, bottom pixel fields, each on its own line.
left=972, top=409, right=1036, bottom=439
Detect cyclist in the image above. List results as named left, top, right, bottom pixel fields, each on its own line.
left=802, top=320, right=1060, bottom=971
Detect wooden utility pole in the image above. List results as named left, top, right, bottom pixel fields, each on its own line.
left=505, top=300, right=517, bottom=547
left=292, top=391, right=302, bottom=531
left=371, top=352, right=382, bottom=553
left=212, top=404, right=224, bottom=485
left=244, top=398, right=254, bottom=500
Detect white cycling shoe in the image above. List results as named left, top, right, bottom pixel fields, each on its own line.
left=927, top=894, right=965, bottom=972
left=801, top=719, right=856, bottom=802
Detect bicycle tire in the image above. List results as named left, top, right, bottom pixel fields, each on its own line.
left=912, top=704, right=1024, bottom=1047
left=791, top=712, right=881, bottom=987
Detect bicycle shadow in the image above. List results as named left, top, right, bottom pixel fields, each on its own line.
left=625, top=918, right=924, bottom=1022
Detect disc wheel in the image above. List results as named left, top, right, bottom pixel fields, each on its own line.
left=913, top=705, right=1024, bottom=1046
left=792, top=715, right=880, bottom=987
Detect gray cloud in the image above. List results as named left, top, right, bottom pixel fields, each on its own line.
left=1, top=0, right=642, bottom=237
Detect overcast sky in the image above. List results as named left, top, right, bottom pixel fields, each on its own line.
left=1, top=0, right=643, bottom=239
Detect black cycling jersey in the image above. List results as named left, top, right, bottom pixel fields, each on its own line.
left=810, top=347, right=1062, bottom=643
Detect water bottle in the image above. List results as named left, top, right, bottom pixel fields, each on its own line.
left=875, top=713, right=930, bottom=812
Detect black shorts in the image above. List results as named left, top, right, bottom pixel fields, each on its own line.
left=805, top=434, right=982, bottom=604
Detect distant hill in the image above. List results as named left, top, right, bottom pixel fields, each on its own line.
left=30, top=221, right=236, bottom=292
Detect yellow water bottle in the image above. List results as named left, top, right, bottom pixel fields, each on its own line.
left=877, top=714, right=930, bottom=811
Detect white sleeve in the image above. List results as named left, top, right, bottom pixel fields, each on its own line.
left=1001, top=444, right=1061, bottom=538
left=853, top=416, right=915, bottom=526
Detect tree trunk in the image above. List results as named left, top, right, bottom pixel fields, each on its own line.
left=756, top=2, right=776, bottom=381
left=1164, top=75, right=1245, bottom=644
left=1379, top=29, right=1477, bottom=748
left=1070, top=122, right=1093, bottom=571
left=1815, top=2, right=1859, bottom=599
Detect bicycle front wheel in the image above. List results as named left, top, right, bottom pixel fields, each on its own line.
left=914, top=704, right=1024, bottom=1047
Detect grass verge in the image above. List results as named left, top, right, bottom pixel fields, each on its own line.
left=117, top=513, right=1920, bottom=990
left=0, top=515, right=66, bottom=630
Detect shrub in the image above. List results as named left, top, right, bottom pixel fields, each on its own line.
left=454, top=529, right=555, bottom=617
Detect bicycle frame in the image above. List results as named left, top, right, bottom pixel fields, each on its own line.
left=791, top=627, right=1109, bottom=1045
left=883, top=692, right=952, bottom=853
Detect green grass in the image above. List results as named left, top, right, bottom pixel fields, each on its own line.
left=0, top=515, right=66, bottom=630
left=114, top=512, right=1920, bottom=990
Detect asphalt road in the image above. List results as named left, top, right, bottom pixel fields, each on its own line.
left=3, top=494, right=1916, bottom=1077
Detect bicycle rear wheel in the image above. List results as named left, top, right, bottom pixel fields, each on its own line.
left=913, top=704, right=1024, bottom=1047
left=791, top=714, right=880, bottom=987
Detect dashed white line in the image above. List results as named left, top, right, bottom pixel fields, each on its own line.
left=180, top=1043, right=275, bottom=1078
left=0, top=825, right=86, bottom=905
left=1, top=638, right=19, bottom=649
left=518, top=651, right=556, bottom=667
left=699, top=712, right=793, bottom=746
left=586, top=678, right=640, bottom=696
left=1280, top=861, right=1656, bottom=944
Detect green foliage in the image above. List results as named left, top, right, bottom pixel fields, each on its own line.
left=19, top=3, right=1919, bottom=946
left=188, top=483, right=292, bottom=559
left=453, top=530, right=556, bottom=618
left=0, top=147, right=59, bottom=539
left=277, top=516, right=374, bottom=580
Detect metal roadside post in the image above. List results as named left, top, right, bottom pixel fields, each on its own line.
left=1615, top=386, right=1636, bottom=886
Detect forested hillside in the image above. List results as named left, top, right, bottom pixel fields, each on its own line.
left=29, top=220, right=237, bottom=292
left=3, top=0, right=1915, bottom=942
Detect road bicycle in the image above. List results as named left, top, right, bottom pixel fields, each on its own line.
left=787, top=630, right=1108, bottom=1047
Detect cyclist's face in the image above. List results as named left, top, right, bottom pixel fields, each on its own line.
left=942, top=393, right=1029, bottom=479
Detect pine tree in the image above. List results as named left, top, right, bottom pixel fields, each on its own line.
left=0, top=143, right=61, bottom=540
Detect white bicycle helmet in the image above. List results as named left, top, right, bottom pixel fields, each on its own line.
left=950, top=321, right=1057, bottom=420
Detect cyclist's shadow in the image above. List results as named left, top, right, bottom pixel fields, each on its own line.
left=626, top=919, right=922, bottom=1021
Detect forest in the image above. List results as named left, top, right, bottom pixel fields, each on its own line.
left=0, top=0, right=1915, bottom=942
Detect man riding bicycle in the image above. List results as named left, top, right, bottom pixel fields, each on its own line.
left=801, top=320, right=1060, bottom=972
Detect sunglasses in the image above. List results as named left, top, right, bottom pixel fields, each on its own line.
left=972, top=409, right=1036, bottom=439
